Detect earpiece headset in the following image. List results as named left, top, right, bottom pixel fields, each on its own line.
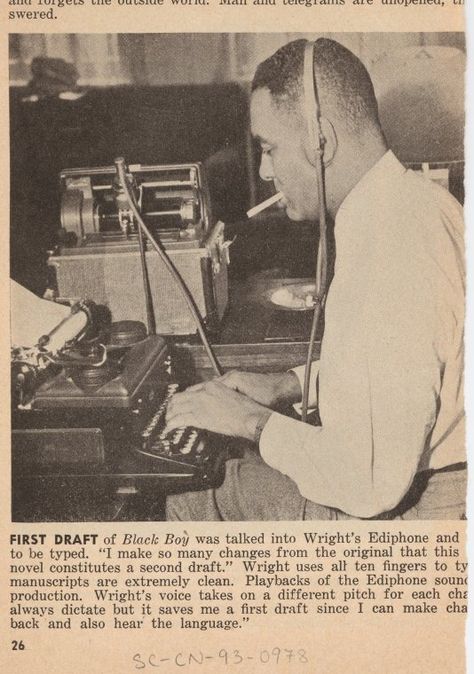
left=301, top=40, right=329, bottom=422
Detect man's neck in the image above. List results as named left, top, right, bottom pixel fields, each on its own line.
left=327, top=138, right=388, bottom=219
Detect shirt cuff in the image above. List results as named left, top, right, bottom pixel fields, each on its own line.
left=290, top=362, right=319, bottom=415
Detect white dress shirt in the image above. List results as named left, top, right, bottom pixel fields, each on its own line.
left=260, top=152, right=465, bottom=518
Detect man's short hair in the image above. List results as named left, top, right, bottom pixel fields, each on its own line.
left=252, top=38, right=382, bottom=135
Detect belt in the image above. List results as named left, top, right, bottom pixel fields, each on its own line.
left=378, top=461, right=467, bottom=520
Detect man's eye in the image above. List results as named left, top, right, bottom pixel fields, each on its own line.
left=262, top=146, right=273, bottom=157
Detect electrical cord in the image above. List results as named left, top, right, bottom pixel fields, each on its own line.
left=301, top=40, right=329, bottom=423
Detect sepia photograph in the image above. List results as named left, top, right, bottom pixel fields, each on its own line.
left=9, top=32, right=466, bottom=524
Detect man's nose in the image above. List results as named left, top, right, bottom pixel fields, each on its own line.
left=259, top=153, right=274, bottom=182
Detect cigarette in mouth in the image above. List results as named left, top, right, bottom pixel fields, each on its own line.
left=246, top=192, right=284, bottom=219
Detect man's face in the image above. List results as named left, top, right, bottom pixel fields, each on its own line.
left=250, top=88, right=319, bottom=221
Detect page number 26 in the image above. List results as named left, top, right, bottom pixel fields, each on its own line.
left=12, top=640, right=25, bottom=651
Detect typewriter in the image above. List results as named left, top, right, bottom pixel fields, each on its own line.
left=11, top=303, right=230, bottom=492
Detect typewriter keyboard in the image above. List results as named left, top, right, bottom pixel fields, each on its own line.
left=138, top=383, right=205, bottom=462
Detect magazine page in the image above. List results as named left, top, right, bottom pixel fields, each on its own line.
left=0, top=2, right=468, bottom=674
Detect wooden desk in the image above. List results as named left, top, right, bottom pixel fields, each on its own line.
left=172, top=275, right=320, bottom=384
left=172, top=341, right=314, bottom=387
left=220, top=275, right=318, bottom=344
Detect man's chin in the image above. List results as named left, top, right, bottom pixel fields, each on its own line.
left=285, top=206, right=305, bottom=221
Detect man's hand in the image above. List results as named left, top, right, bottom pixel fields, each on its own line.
left=217, top=370, right=302, bottom=408
left=165, top=380, right=272, bottom=441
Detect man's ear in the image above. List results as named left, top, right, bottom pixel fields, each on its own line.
left=320, top=118, right=337, bottom=167
left=303, top=117, right=337, bottom=167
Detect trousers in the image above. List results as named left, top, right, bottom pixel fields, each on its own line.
left=166, top=449, right=467, bottom=521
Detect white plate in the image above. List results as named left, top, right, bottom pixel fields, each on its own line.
left=269, top=283, right=316, bottom=311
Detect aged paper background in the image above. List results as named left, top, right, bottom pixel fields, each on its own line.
left=0, top=2, right=470, bottom=674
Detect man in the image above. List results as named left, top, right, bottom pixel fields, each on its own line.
left=165, top=38, right=465, bottom=520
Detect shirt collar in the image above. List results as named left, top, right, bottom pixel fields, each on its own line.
left=336, top=150, right=406, bottom=225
